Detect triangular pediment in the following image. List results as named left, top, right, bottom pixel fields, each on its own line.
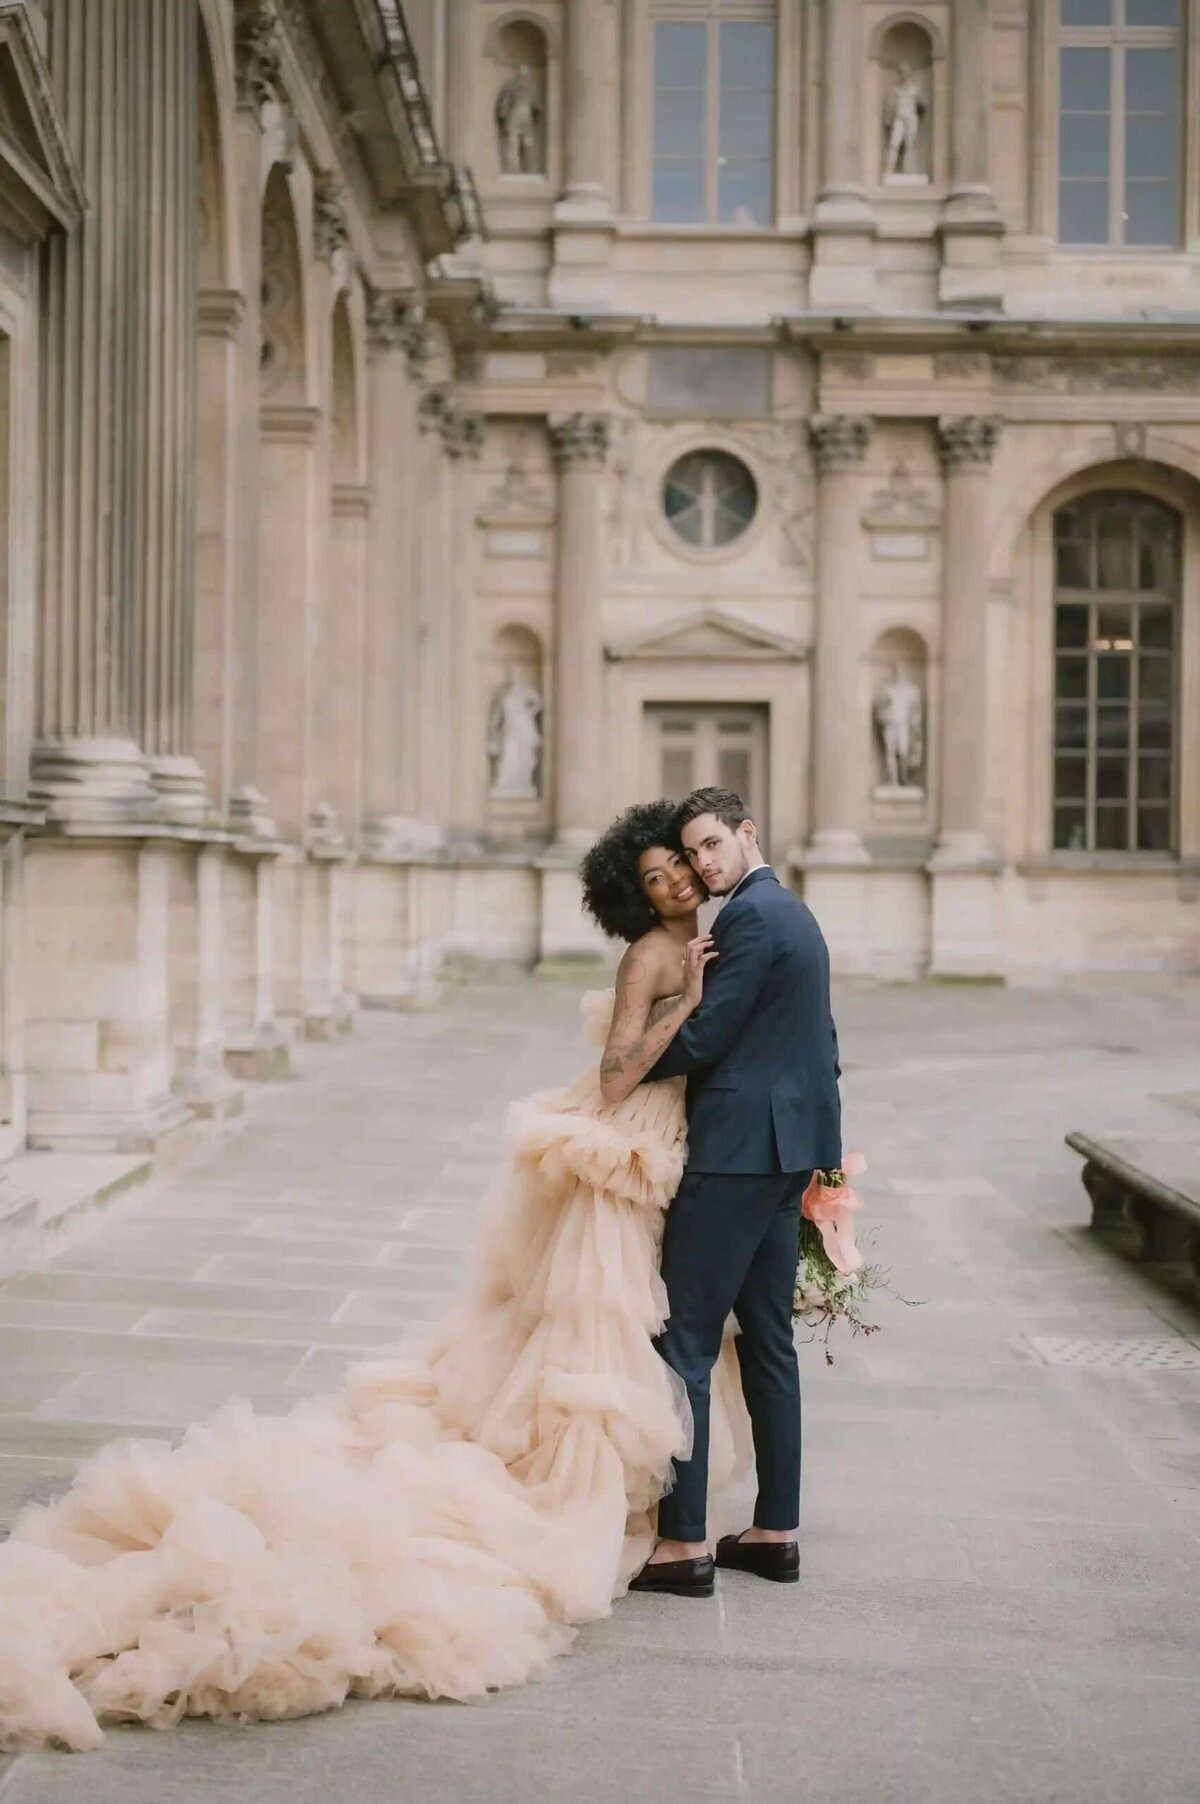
left=606, top=606, right=806, bottom=663
left=0, top=8, right=84, bottom=242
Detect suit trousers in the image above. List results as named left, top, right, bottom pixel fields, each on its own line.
left=654, top=1169, right=809, bottom=1544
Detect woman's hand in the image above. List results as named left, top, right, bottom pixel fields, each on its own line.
left=682, top=934, right=717, bottom=1008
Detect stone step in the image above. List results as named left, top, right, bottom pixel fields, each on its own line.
left=0, top=1151, right=153, bottom=1282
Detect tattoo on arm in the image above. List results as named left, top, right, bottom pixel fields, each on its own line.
left=600, top=954, right=695, bottom=1102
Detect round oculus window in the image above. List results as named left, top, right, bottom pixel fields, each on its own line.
left=662, top=450, right=758, bottom=550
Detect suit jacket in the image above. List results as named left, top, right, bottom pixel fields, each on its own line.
left=646, top=867, right=842, bottom=1175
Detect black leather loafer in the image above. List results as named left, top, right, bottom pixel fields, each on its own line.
left=715, top=1533, right=800, bottom=1584
left=628, top=1553, right=715, bottom=1598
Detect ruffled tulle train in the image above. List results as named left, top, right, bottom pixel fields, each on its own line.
left=0, top=991, right=751, bottom=1751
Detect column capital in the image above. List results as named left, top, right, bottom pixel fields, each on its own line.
left=937, top=415, right=1003, bottom=471
left=366, top=290, right=430, bottom=375
left=548, top=413, right=610, bottom=468
left=443, top=410, right=485, bottom=461
left=417, top=387, right=483, bottom=459
left=313, top=176, right=349, bottom=264
left=810, top=414, right=873, bottom=473
left=234, top=7, right=282, bottom=112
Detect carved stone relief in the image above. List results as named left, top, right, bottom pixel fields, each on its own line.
left=313, top=176, right=349, bottom=264
left=997, top=355, right=1200, bottom=393
left=741, top=422, right=815, bottom=571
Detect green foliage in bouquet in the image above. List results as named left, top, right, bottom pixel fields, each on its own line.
left=792, top=1166, right=915, bottom=1365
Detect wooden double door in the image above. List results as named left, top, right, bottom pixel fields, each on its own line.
left=643, top=704, right=769, bottom=852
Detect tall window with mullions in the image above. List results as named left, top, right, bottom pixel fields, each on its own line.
left=651, top=7, right=775, bottom=227
left=1057, top=0, right=1181, bottom=248
left=1052, top=492, right=1179, bottom=855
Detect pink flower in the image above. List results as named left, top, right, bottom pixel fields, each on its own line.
left=802, top=1154, right=866, bottom=1277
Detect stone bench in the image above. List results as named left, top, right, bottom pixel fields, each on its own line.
left=1066, top=1132, right=1200, bottom=1303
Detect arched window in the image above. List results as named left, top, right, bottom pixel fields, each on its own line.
left=1057, top=0, right=1181, bottom=248
left=1052, top=491, right=1178, bottom=854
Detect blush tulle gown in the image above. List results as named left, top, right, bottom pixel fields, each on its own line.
left=0, top=991, right=751, bottom=1752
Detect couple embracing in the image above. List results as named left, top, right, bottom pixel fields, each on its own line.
left=0, top=788, right=842, bottom=1752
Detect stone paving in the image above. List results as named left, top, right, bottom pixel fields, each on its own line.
left=1, top=974, right=1199, bottom=1803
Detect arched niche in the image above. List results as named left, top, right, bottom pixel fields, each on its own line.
left=869, top=14, right=945, bottom=190
left=259, top=165, right=307, bottom=405
left=490, top=16, right=550, bottom=181
left=868, top=625, right=929, bottom=799
left=486, top=624, right=545, bottom=807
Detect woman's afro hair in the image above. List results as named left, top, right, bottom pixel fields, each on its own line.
left=579, top=799, right=681, bottom=943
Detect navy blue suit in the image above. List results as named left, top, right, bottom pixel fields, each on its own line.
left=646, top=867, right=842, bottom=1541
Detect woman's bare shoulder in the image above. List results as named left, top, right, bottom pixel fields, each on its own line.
left=616, top=928, right=681, bottom=999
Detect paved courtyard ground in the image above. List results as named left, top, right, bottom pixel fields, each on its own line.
left=1, top=973, right=1199, bottom=1803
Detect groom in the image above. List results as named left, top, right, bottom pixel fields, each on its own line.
left=630, top=787, right=842, bottom=1598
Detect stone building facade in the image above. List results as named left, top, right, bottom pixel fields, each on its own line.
left=0, top=0, right=1197, bottom=1252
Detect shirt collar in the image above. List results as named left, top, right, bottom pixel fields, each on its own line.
left=725, top=862, right=772, bottom=902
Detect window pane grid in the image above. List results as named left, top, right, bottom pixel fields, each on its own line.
left=1056, top=3, right=1180, bottom=247
left=651, top=10, right=775, bottom=226
left=1052, top=494, right=1178, bottom=854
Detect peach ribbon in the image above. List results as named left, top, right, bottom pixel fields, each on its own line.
left=801, top=1152, right=866, bottom=1277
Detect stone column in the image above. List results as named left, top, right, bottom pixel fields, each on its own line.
left=548, top=413, right=609, bottom=848
left=807, top=415, right=873, bottom=862
left=939, top=0, right=1003, bottom=307
left=933, top=416, right=1002, bottom=864
left=810, top=0, right=875, bottom=308
left=130, top=0, right=207, bottom=822
left=362, top=295, right=423, bottom=850
left=33, top=0, right=154, bottom=818
left=550, top=0, right=615, bottom=304
left=560, top=0, right=608, bottom=210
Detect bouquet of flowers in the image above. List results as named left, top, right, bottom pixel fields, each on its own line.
left=794, top=1154, right=899, bottom=1362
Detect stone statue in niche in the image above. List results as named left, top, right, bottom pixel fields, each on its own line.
left=882, top=64, right=927, bottom=181
left=488, top=668, right=543, bottom=798
left=495, top=64, right=543, bottom=175
left=873, top=665, right=925, bottom=794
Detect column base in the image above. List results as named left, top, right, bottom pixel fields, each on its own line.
left=30, top=736, right=157, bottom=823
left=535, top=857, right=612, bottom=968
left=927, top=852, right=1005, bottom=981
left=24, top=837, right=199, bottom=1153
left=150, top=754, right=211, bottom=826
left=804, top=829, right=871, bottom=868
left=548, top=208, right=617, bottom=311
left=939, top=192, right=1005, bottom=311
left=810, top=191, right=877, bottom=311
left=227, top=785, right=279, bottom=841
left=223, top=1026, right=292, bottom=1083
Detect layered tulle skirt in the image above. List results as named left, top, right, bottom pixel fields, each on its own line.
left=0, top=993, right=751, bottom=1751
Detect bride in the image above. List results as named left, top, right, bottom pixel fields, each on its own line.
left=0, top=801, right=753, bottom=1753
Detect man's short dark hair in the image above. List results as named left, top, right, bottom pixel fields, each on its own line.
left=672, top=786, right=751, bottom=839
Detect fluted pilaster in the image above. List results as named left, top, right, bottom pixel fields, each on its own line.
left=807, top=415, right=873, bottom=862
left=131, top=0, right=205, bottom=821
left=34, top=0, right=154, bottom=819
left=549, top=413, right=609, bottom=846
left=933, top=416, right=1002, bottom=863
